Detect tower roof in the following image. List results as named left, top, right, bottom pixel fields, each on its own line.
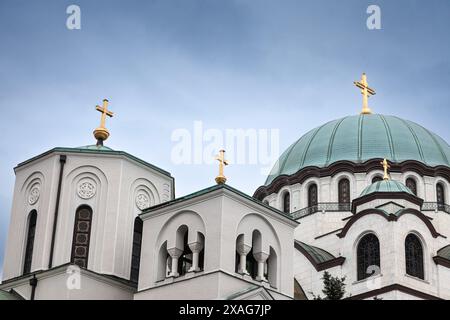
left=359, top=180, right=414, bottom=197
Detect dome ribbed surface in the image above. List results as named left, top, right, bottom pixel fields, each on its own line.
left=359, top=180, right=414, bottom=197
left=266, top=114, right=450, bottom=185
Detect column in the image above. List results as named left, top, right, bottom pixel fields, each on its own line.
left=167, top=247, right=183, bottom=277
left=253, top=252, right=269, bottom=282
left=236, top=242, right=252, bottom=275
left=188, top=241, right=204, bottom=272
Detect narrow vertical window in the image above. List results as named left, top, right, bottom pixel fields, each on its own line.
left=71, top=205, right=93, bottom=269
left=405, top=234, right=424, bottom=280
left=338, top=179, right=351, bottom=204
left=130, top=217, right=143, bottom=283
left=437, top=183, right=445, bottom=209
left=406, top=178, right=417, bottom=196
left=357, top=233, right=380, bottom=281
left=283, top=192, right=290, bottom=214
left=308, top=184, right=318, bottom=208
left=23, top=210, right=37, bottom=274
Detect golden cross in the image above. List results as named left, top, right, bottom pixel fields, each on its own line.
left=354, top=73, right=376, bottom=114
left=381, top=158, right=391, bottom=180
left=96, top=99, right=114, bottom=128
left=215, top=149, right=229, bottom=185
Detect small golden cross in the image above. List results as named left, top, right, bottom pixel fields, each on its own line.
left=381, top=158, right=391, bottom=180
left=96, top=99, right=114, bottom=129
left=215, top=149, right=229, bottom=185
left=93, top=99, right=114, bottom=145
left=354, top=73, right=376, bottom=114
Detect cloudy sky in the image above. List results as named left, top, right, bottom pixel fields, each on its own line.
left=1, top=0, right=449, bottom=277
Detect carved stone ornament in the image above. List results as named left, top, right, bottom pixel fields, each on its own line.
left=28, top=187, right=40, bottom=205
left=135, top=193, right=150, bottom=210
left=77, top=182, right=96, bottom=199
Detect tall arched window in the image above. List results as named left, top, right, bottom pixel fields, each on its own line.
left=177, top=226, right=192, bottom=276
left=405, top=234, right=424, bottom=280
left=372, top=176, right=383, bottom=183
left=283, top=192, right=290, bottom=214
left=130, top=217, right=143, bottom=283
left=357, top=233, right=380, bottom=281
left=437, top=183, right=445, bottom=209
left=406, top=178, right=417, bottom=196
left=71, top=205, right=93, bottom=269
left=338, top=179, right=351, bottom=204
left=308, top=184, right=318, bottom=208
left=23, top=210, right=37, bottom=274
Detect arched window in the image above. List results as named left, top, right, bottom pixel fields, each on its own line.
left=177, top=227, right=192, bottom=276
left=405, top=234, right=424, bottom=280
left=437, top=183, right=445, bottom=208
left=338, top=179, right=351, bottom=204
left=308, top=184, right=318, bottom=208
left=372, top=176, right=383, bottom=183
left=71, top=205, right=93, bottom=269
left=23, top=210, right=37, bottom=274
left=157, top=241, right=168, bottom=281
left=283, top=192, right=290, bottom=214
left=406, top=178, right=417, bottom=196
left=267, top=247, right=278, bottom=288
left=357, top=233, right=380, bottom=281
left=130, top=217, right=143, bottom=283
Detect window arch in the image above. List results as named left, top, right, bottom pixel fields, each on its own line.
left=23, top=210, right=37, bottom=275
left=308, top=184, right=318, bottom=208
left=283, top=192, right=290, bottom=214
left=130, top=217, right=143, bottom=283
left=338, top=178, right=351, bottom=204
left=357, top=233, right=380, bottom=281
left=372, top=176, right=383, bottom=183
left=437, top=183, right=445, bottom=208
left=71, top=205, right=93, bottom=269
left=406, top=178, right=417, bottom=196
left=405, top=234, right=424, bottom=280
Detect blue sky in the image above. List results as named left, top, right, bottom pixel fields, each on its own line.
left=1, top=0, right=449, bottom=277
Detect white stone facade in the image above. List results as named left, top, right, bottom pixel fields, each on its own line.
left=1, top=149, right=174, bottom=283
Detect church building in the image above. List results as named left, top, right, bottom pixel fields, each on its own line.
left=1, top=74, right=450, bottom=300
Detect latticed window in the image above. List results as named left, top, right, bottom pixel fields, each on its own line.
left=357, top=233, right=380, bottom=281
left=130, top=217, right=143, bottom=283
left=283, top=192, right=290, bottom=214
left=372, top=176, right=383, bottom=183
left=437, top=183, right=445, bottom=205
left=406, top=178, right=417, bottom=196
left=405, top=234, right=424, bottom=279
left=23, top=210, right=37, bottom=274
left=338, top=179, right=351, bottom=203
left=308, top=184, right=318, bottom=208
left=71, top=206, right=93, bottom=269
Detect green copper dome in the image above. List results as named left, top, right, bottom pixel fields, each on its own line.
left=266, top=114, right=450, bottom=185
left=360, top=180, right=414, bottom=197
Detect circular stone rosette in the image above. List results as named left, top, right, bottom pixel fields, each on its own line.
left=135, top=193, right=150, bottom=210
left=77, top=182, right=96, bottom=199
left=28, top=187, right=40, bottom=205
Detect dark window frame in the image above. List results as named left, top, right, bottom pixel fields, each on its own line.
left=405, top=234, right=424, bottom=280
left=70, top=205, right=93, bottom=269
left=130, top=217, right=143, bottom=283
left=23, top=210, right=38, bottom=275
left=357, top=233, right=381, bottom=281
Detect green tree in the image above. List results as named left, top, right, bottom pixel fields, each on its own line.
left=313, top=271, right=346, bottom=300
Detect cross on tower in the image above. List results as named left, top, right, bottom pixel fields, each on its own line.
left=93, top=99, right=114, bottom=146
left=354, top=73, right=376, bottom=115
left=215, top=149, right=229, bottom=185
left=381, top=158, right=391, bottom=180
